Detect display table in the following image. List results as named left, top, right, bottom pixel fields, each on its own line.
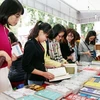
left=0, top=63, right=100, bottom=100
left=0, top=93, right=14, bottom=100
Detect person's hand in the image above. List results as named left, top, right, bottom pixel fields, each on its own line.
left=2, top=51, right=12, bottom=68
left=67, top=56, right=73, bottom=60
left=12, top=53, right=17, bottom=61
left=42, top=72, right=54, bottom=80
left=85, top=51, right=91, bottom=56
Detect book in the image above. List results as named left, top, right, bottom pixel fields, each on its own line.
left=59, top=82, right=80, bottom=94
left=35, top=88, right=64, bottom=100
left=63, top=64, right=77, bottom=74
left=78, top=93, right=99, bottom=99
left=3, top=90, right=24, bottom=99
left=84, top=77, right=100, bottom=89
left=80, top=87, right=100, bottom=98
left=3, top=88, right=36, bottom=99
left=16, top=88, right=35, bottom=95
left=12, top=44, right=23, bottom=57
left=46, top=84, right=72, bottom=96
left=17, top=95, right=48, bottom=100
left=47, top=67, right=71, bottom=82
left=83, top=66, right=100, bottom=75
left=65, top=93, right=97, bottom=100
left=92, top=61, right=100, bottom=65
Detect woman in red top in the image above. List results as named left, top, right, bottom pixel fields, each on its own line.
left=0, top=0, right=24, bottom=92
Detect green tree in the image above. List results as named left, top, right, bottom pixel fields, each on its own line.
left=81, top=23, right=94, bottom=37
left=68, top=22, right=74, bottom=29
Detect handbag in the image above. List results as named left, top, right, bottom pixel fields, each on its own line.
left=83, top=41, right=96, bottom=59
left=0, top=56, right=6, bottom=68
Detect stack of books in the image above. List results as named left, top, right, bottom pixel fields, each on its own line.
left=79, top=87, right=100, bottom=98
left=34, top=88, right=64, bottom=100
left=65, top=93, right=97, bottom=100
left=83, top=66, right=100, bottom=75
left=17, top=95, right=48, bottom=100
left=78, top=92, right=99, bottom=99
left=84, top=77, right=100, bottom=89
left=46, top=84, right=72, bottom=97
left=3, top=88, right=35, bottom=100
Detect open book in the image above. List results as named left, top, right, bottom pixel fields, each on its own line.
left=47, top=67, right=71, bottom=82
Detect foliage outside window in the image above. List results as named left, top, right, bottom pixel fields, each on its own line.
left=81, top=23, right=94, bottom=37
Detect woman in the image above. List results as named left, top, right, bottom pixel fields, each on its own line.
left=47, top=24, right=67, bottom=64
left=78, top=30, right=96, bottom=62
left=60, top=28, right=76, bottom=63
left=22, top=21, right=54, bottom=85
left=0, top=0, right=24, bottom=92
left=8, top=32, right=25, bottom=87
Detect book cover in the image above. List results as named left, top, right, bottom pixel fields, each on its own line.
left=65, top=93, right=97, bottom=100
left=83, top=66, right=100, bottom=75
left=35, top=88, right=64, bottom=100
left=80, top=87, right=100, bottom=98
left=17, top=95, right=48, bottom=100
left=47, top=67, right=71, bottom=82
left=46, top=84, right=72, bottom=96
left=3, top=90, right=24, bottom=99
left=12, top=44, right=23, bottom=57
left=84, top=77, right=100, bottom=89
left=78, top=93, right=99, bottom=99
left=16, top=88, right=36, bottom=95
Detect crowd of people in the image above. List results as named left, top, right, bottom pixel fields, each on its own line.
left=0, top=0, right=97, bottom=93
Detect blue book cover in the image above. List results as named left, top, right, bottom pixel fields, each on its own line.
left=35, top=89, right=63, bottom=100
left=17, top=95, right=47, bottom=100
left=80, top=87, right=100, bottom=97
left=78, top=93, right=98, bottom=99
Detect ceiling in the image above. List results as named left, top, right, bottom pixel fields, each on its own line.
left=61, top=0, right=100, bottom=11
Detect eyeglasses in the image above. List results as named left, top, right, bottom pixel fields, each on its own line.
left=58, top=34, right=64, bottom=38
left=67, top=35, right=74, bottom=38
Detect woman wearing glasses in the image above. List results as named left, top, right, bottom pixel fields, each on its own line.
left=46, top=24, right=67, bottom=64
left=60, top=28, right=77, bottom=63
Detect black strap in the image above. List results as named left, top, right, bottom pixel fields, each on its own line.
left=83, top=41, right=90, bottom=51
left=83, top=41, right=95, bottom=59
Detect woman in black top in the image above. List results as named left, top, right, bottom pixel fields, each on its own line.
left=22, top=21, right=54, bottom=85
left=60, top=28, right=76, bottom=63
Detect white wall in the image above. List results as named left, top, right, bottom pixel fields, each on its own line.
left=19, top=0, right=78, bottom=24
left=78, top=11, right=100, bottom=24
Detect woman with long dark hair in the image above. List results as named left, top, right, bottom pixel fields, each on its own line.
left=78, top=30, right=96, bottom=62
left=0, top=0, right=24, bottom=92
left=22, top=21, right=54, bottom=85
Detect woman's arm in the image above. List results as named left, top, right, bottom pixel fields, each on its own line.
left=0, top=50, right=12, bottom=68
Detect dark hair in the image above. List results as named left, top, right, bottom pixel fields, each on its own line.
left=0, top=0, right=24, bottom=27
left=75, top=31, right=80, bottom=40
left=8, top=32, right=18, bottom=44
left=64, top=28, right=76, bottom=47
left=28, top=21, right=51, bottom=40
left=85, top=30, right=96, bottom=45
left=48, top=24, right=66, bottom=40
left=18, top=41, right=22, bottom=48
